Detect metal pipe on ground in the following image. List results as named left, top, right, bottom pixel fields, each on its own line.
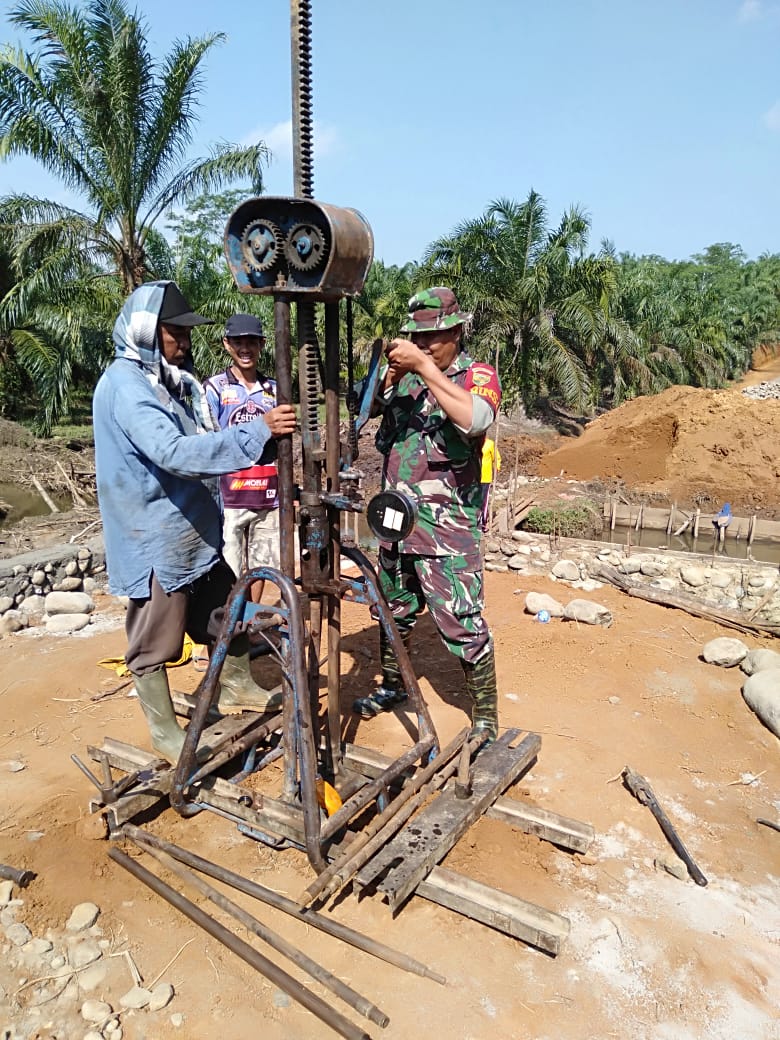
left=0, top=863, right=35, bottom=887
left=122, top=827, right=388, bottom=1029
left=108, top=846, right=371, bottom=1040
left=118, top=825, right=444, bottom=984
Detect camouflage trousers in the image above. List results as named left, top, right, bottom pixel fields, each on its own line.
left=377, top=546, right=492, bottom=667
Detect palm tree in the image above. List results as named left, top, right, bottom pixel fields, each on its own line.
left=0, top=0, right=269, bottom=431
left=424, top=192, right=643, bottom=413
left=0, top=0, right=267, bottom=293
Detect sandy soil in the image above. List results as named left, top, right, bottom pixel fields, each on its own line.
left=2, top=361, right=780, bottom=1039
left=538, top=353, right=780, bottom=515
left=2, top=574, right=779, bottom=1040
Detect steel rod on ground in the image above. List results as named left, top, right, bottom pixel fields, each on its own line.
left=116, top=826, right=445, bottom=984
left=123, top=827, right=389, bottom=1029
left=108, top=847, right=371, bottom=1040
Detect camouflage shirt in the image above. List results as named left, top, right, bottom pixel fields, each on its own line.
left=375, top=352, right=502, bottom=556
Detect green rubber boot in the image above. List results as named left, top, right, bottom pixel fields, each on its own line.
left=461, top=646, right=499, bottom=743
left=216, top=634, right=283, bottom=715
left=133, top=668, right=188, bottom=764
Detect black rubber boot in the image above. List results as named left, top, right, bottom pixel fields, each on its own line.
left=461, top=646, right=499, bottom=743
left=352, top=625, right=411, bottom=719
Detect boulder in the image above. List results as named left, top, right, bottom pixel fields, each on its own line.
left=66, top=901, right=100, bottom=932
left=551, top=560, right=580, bottom=582
left=524, top=592, right=565, bottom=618
left=741, top=648, right=780, bottom=675
left=619, top=558, right=642, bottom=574
left=702, top=637, right=748, bottom=668
left=563, top=599, right=613, bottom=627
left=680, top=566, right=706, bottom=588
left=45, top=591, right=94, bottom=615
left=741, top=670, right=780, bottom=738
left=45, top=613, right=91, bottom=633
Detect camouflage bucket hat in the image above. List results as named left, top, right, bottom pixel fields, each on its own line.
left=400, top=287, right=472, bottom=333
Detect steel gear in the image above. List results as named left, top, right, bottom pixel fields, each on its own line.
left=240, top=218, right=283, bottom=273
left=285, top=223, right=327, bottom=272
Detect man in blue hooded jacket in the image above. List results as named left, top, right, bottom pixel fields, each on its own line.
left=93, top=281, right=296, bottom=762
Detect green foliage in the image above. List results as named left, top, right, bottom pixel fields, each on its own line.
left=0, top=0, right=269, bottom=432
left=523, top=503, right=601, bottom=538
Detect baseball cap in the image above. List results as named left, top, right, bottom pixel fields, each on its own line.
left=400, top=287, right=472, bottom=333
left=224, top=313, right=265, bottom=338
left=158, top=282, right=213, bottom=327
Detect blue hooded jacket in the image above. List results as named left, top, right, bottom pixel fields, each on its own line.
left=93, top=282, right=274, bottom=597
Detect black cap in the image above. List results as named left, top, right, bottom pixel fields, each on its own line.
left=224, top=313, right=265, bottom=338
left=159, top=282, right=213, bottom=327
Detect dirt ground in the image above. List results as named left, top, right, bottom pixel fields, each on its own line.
left=1, top=358, right=780, bottom=1039
left=537, top=352, right=780, bottom=516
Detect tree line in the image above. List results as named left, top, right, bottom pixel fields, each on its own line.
left=0, top=0, right=777, bottom=435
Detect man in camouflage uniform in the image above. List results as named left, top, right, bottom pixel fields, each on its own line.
left=353, top=287, right=502, bottom=740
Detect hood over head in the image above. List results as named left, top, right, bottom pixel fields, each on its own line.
left=112, top=281, right=211, bottom=368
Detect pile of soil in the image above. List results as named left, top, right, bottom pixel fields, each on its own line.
left=538, top=384, right=780, bottom=513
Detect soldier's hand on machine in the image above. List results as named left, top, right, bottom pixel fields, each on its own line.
left=261, top=404, right=298, bottom=437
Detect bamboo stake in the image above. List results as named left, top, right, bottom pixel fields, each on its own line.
left=30, top=473, right=59, bottom=514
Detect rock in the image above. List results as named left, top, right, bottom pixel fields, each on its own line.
left=563, top=599, right=613, bottom=627
left=120, top=985, right=152, bottom=1010
left=742, top=670, right=780, bottom=737
left=6, top=922, right=32, bottom=946
left=45, top=613, right=91, bottom=633
left=507, top=554, right=529, bottom=570
left=44, top=591, right=94, bottom=616
left=6, top=759, right=25, bottom=772
left=69, top=940, right=103, bottom=968
left=680, top=566, right=706, bottom=587
left=76, top=961, right=108, bottom=992
left=639, top=561, right=664, bottom=577
left=551, top=560, right=580, bottom=582
left=0, top=595, right=14, bottom=613
left=608, top=695, right=621, bottom=705
left=20, top=595, right=46, bottom=616
left=66, top=902, right=100, bottom=932
left=741, top=648, right=780, bottom=675
left=709, top=571, right=732, bottom=589
left=572, top=578, right=603, bottom=592
left=31, top=569, right=47, bottom=586
left=82, top=577, right=97, bottom=593
left=0, top=613, right=23, bottom=634
left=0, top=880, right=14, bottom=903
left=748, top=573, right=770, bottom=589
left=484, top=563, right=508, bottom=573
left=654, top=856, right=687, bottom=881
left=148, top=981, right=175, bottom=1011
left=511, top=530, right=534, bottom=543
left=524, top=592, right=564, bottom=618
left=58, top=576, right=84, bottom=592
left=618, top=557, right=642, bottom=574
left=273, top=990, right=291, bottom=1008
left=650, top=577, right=677, bottom=592
left=81, top=998, right=113, bottom=1023
left=84, top=1032, right=104, bottom=1040
left=22, top=937, right=53, bottom=957
left=170, top=1013, right=185, bottom=1028
left=702, top=637, right=748, bottom=668
left=64, top=560, right=80, bottom=576
left=50, top=954, right=67, bottom=969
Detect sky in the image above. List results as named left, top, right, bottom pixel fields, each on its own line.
left=0, top=0, right=778, bottom=267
